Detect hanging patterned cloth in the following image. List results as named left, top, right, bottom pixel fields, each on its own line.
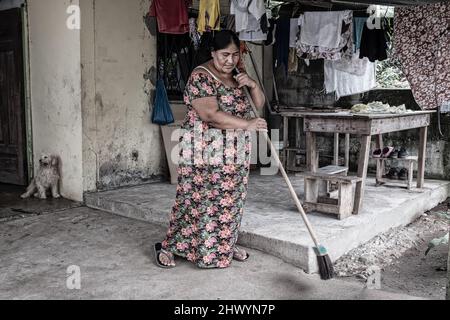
left=394, top=2, right=450, bottom=110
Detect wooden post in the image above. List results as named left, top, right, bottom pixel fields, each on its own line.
left=376, top=134, right=384, bottom=184
left=417, top=126, right=427, bottom=188
left=296, top=118, right=302, bottom=149
left=408, top=160, right=414, bottom=190
left=334, top=133, right=339, bottom=166
left=447, top=239, right=450, bottom=300
left=353, top=135, right=371, bottom=214
left=306, top=131, right=317, bottom=172
left=345, top=133, right=350, bottom=169
left=283, top=116, right=289, bottom=168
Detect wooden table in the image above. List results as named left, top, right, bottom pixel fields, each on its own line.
left=303, top=110, right=434, bottom=215
left=280, top=110, right=350, bottom=170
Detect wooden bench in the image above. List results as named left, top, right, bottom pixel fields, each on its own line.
left=303, top=167, right=361, bottom=219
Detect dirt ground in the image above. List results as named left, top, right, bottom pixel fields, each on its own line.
left=335, top=199, right=450, bottom=300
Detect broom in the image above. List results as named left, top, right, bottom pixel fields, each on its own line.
left=236, top=69, right=334, bottom=280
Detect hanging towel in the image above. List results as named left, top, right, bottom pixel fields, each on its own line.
left=296, top=10, right=353, bottom=61
left=394, top=2, right=450, bottom=110
left=324, top=52, right=376, bottom=100
left=149, top=0, right=189, bottom=34
left=299, top=11, right=345, bottom=48
left=197, top=0, right=221, bottom=34
left=353, top=17, right=366, bottom=53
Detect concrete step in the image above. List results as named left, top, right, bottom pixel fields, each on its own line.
left=85, top=173, right=450, bottom=273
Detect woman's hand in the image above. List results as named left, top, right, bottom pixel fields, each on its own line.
left=235, top=72, right=257, bottom=89
left=246, top=118, right=268, bottom=131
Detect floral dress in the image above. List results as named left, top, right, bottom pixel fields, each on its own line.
left=162, top=68, right=253, bottom=268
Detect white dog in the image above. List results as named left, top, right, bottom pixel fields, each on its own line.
left=21, top=153, right=61, bottom=199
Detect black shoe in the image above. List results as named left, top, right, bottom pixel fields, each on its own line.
left=388, top=149, right=399, bottom=158
left=372, top=148, right=382, bottom=158
left=398, top=168, right=408, bottom=180
left=398, top=147, right=409, bottom=159
left=384, top=167, right=399, bottom=180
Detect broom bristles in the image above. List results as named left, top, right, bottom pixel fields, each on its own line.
left=317, top=254, right=334, bottom=280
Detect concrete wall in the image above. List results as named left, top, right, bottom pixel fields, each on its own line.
left=81, top=0, right=164, bottom=192
left=27, top=0, right=84, bottom=201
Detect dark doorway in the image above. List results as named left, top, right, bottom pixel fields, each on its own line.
left=0, top=8, right=27, bottom=185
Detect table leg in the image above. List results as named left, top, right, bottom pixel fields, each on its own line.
left=296, top=118, right=302, bottom=149
left=376, top=134, right=384, bottom=184
left=417, top=126, right=427, bottom=188
left=334, top=133, right=339, bottom=166
left=283, top=116, right=289, bottom=168
left=306, top=131, right=318, bottom=172
left=353, top=135, right=371, bottom=215
left=345, top=133, right=350, bottom=169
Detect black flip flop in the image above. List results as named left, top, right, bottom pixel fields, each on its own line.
left=154, top=242, right=175, bottom=268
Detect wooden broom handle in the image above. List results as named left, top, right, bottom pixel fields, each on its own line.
left=242, top=86, right=321, bottom=248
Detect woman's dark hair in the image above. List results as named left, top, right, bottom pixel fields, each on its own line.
left=210, top=30, right=240, bottom=51
left=196, top=30, right=240, bottom=65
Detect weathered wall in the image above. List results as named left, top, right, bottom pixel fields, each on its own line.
left=27, top=0, right=84, bottom=201
left=81, top=0, right=164, bottom=192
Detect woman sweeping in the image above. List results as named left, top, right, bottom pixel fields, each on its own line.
left=154, top=30, right=267, bottom=268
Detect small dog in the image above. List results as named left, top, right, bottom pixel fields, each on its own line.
left=21, top=153, right=61, bottom=199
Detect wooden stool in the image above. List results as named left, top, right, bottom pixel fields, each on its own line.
left=304, top=172, right=362, bottom=220
left=374, top=156, right=418, bottom=190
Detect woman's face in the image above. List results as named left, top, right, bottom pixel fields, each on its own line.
left=211, top=43, right=240, bottom=74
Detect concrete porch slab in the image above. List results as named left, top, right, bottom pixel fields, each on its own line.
left=85, top=173, right=450, bottom=273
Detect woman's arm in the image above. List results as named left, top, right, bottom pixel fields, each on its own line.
left=192, top=97, right=267, bottom=130
left=235, top=73, right=265, bottom=110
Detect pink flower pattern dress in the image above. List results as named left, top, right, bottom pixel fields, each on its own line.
left=162, top=68, right=253, bottom=268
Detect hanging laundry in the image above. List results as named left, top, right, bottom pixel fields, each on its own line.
left=289, top=18, right=299, bottom=48
left=324, top=51, right=376, bottom=100
left=189, top=18, right=201, bottom=49
left=274, top=17, right=290, bottom=75
left=332, top=50, right=368, bottom=76
left=359, top=21, right=388, bottom=62
left=231, top=0, right=267, bottom=41
left=296, top=10, right=353, bottom=61
left=394, top=2, right=450, bottom=110
left=299, top=11, right=345, bottom=48
left=149, top=0, right=189, bottom=34
left=264, top=18, right=276, bottom=46
left=288, top=48, right=298, bottom=73
left=222, top=14, right=236, bottom=32
left=197, top=0, right=221, bottom=34
left=353, top=17, right=366, bottom=53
